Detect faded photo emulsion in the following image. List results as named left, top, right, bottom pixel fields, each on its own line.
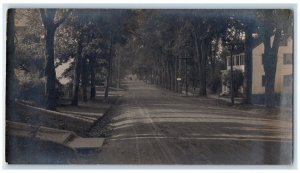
left=6, top=9, right=293, bottom=164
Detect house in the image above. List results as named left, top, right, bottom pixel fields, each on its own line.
left=221, top=50, right=245, bottom=95
left=221, top=36, right=293, bottom=105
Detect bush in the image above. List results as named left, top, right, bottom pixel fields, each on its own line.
left=223, top=69, right=244, bottom=97
left=15, top=69, right=46, bottom=105
left=208, top=74, right=222, bottom=94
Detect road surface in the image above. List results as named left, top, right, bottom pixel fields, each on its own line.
left=90, top=80, right=292, bottom=164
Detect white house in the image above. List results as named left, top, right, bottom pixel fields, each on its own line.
left=221, top=36, right=293, bottom=105
left=221, top=51, right=245, bottom=95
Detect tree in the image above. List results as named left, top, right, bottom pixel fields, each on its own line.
left=95, top=9, right=138, bottom=101
left=71, top=32, right=83, bottom=106
left=65, top=9, right=138, bottom=103
left=257, top=10, right=292, bottom=107
left=104, top=31, right=114, bottom=101
left=6, top=9, right=16, bottom=116
left=225, top=10, right=257, bottom=104
left=67, top=10, right=97, bottom=105
left=188, top=10, right=228, bottom=96
left=40, top=9, right=70, bottom=110
left=242, top=12, right=256, bottom=104
left=90, top=55, right=96, bottom=100
left=84, top=37, right=106, bottom=100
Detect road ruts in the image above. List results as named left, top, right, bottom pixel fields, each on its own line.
left=91, top=80, right=292, bottom=164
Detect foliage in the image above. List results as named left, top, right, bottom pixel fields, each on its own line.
left=256, top=9, right=293, bottom=107
left=223, top=69, right=244, bottom=97
left=11, top=9, right=293, bottom=107
left=208, top=74, right=222, bottom=94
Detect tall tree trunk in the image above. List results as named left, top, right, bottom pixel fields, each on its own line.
left=165, top=68, right=168, bottom=89
left=90, top=56, right=96, bottom=100
left=263, top=30, right=281, bottom=108
left=117, top=56, right=121, bottom=89
left=104, top=55, right=112, bottom=100
left=81, top=57, right=88, bottom=102
left=44, top=25, right=57, bottom=110
left=162, top=70, right=165, bottom=88
left=197, top=39, right=208, bottom=96
left=243, top=24, right=254, bottom=104
left=192, top=29, right=207, bottom=96
left=155, top=69, right=157, bottom=84
left=170, top=58, right=176, bottom=91
left=160, top=70, right=163, bottom=86
left=40, top=9, right=69, bottom=110
left=150, top=69, right=154, bottom=84
left=104, top=37, right=113, bottom=101
left=71, top=37, right=83, bottom=106
left=6, top=9, right=16, bottom=116
left=262, top=31, right=281, bottom=164
left=168, top=62, right=172, bottom=90
left=211, top=41, right=217, bottom=74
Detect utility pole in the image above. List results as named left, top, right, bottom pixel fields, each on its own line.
left=177, top=57, right=182, bottom=94
left=228, top=42, right=244, bottom=105
left=176, top=50, right=192, bottom=96
left=185, top=51, right=188, bottom=96
left=174, top=56, right=177, bottom=93
left=230, top=44, right=234, bottom=104
left=176, top=51, right=192, bottom=96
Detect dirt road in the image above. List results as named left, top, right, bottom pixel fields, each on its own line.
left=90, top=80, right=292, bottom=164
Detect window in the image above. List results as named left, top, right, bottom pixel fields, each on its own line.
left=236, top=55, right=240, bottom=65
left=262, top=54, right=265, bottom=65
left=283, top=54, right=293, bottom=64
left=283, top=75, right=292, bottom=87
left=240, top=55, right=244, bottom=65
left=227, top=57, right=230, bottom=66
left=262, top=75, right=266, bottom=87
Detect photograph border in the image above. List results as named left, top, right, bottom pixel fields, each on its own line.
left=1, top=0, right=298, bottom=171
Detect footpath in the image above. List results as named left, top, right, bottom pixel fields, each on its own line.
left=155, top=84, right=292, bottom=121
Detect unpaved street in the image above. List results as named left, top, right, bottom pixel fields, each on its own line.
left=90, top=80, right=292, bottom=164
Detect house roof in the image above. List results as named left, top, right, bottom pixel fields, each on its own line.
left=230, top=35, right=292, bottom=56
left=230, top=37, right=263, bottom=55
left=252, top=36, right=264, bottom=49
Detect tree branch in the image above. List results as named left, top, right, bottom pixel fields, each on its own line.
left=272, top=28, right=282, bottom=52
left=54, top=10, right=71, bottom=28
left=40, top=9, right=48, bottom=27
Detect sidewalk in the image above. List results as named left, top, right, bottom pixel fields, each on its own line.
left=6, top=87, right=124, bottom=163
left=176, top=87, right=292, bottom=111
left=208, top=94, right=292, bottom=112
left=7, top=121, right=105, bottom=153
left=152, top=84, right=292, bottom=121
left=207, top=94, right=243, bottom=104
left=8, top=87, right=122, bottom=136
left=208, top=94, right=293, bottom=121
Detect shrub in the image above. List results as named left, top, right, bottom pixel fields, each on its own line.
left=223, top=69, right=244, bottom=97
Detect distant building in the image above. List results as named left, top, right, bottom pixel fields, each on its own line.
left=221, top=36, right=293, bottom=105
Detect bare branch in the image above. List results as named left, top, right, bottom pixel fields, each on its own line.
left=40, top=9, right=48, bottom=27
left=54, top=10, right=71, bottom=28
left=272, top=28, right=282, bottom=52
left=40, top=9, right=57, bottom=27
